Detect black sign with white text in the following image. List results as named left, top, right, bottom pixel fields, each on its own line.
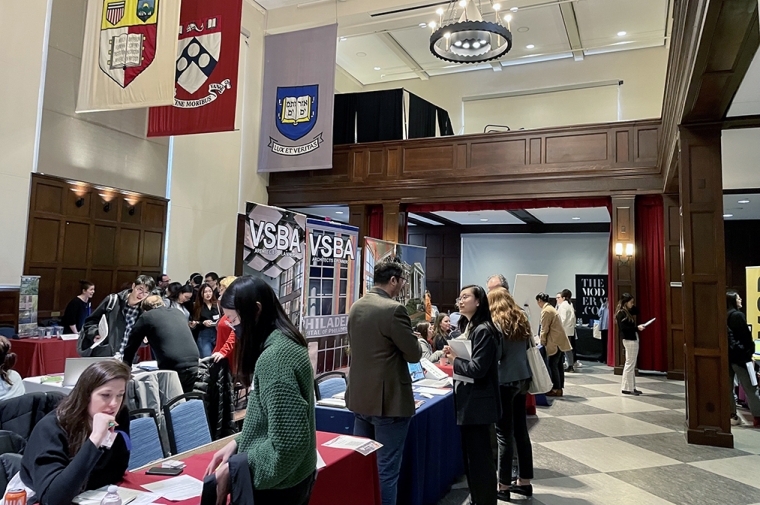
left=574, top=274, right=608, bottom=324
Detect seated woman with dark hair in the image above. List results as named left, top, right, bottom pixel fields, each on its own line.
left=0, top=336, right=24, bottom=401
left=415, top=322, right=444, bottom=363
left=19, top=360, right=132, bottom=505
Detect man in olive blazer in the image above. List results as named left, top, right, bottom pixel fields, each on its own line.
left=537, top=293, right=572, bottom=396
left=346, top=259, right=421, bottom=505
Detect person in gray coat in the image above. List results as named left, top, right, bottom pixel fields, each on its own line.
left=346, top=258, right=421, bottom=505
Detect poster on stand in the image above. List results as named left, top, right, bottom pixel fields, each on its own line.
left=242, top=203, right=306, bottom=327
left=574, top=274, right=608, bottom=324
left=746, top=266, right=760, bottom=340
left=302, top=219, right=359, bottom=339
left=363, top=238, right=427, bottom=325
left=18, top=276, right=40, bottom=336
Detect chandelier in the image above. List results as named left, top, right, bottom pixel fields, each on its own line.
left=429, top=0, right=513, bottom=64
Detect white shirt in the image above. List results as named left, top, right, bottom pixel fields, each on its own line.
left=557, top=300, right=576, bottom=337
left=0, top=370, right=25, bottom=401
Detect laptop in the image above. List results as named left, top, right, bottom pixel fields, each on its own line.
left=63, top=357, right=111, bottom=387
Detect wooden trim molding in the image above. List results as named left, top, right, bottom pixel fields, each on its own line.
left=663, top=194, right=685, bottom=380
left=0, top=287, right=20, bottom=332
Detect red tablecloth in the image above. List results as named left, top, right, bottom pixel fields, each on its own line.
left=13, top=338, right=152, bottom=378
left=435, top=363, right=537, bottom=415
left=122, top=432, right=381, bottom=505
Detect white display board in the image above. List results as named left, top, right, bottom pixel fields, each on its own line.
left=512, top=274, right=548, bottom=337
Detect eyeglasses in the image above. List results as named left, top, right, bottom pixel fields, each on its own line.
left=456, top=294, right=472, bottom=303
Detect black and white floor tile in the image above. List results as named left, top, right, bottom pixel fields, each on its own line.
left=438, top=361, right=760, bottom=505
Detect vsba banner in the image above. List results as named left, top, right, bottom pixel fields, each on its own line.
left=148, top=0, right=243, bottom=136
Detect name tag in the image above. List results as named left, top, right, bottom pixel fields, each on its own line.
left=213, top=314, right=220, bottom=321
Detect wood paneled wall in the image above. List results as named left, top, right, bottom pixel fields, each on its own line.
left=268, top=120, right=662, bottom=207
left=407, top=226, right=461, bottom=315
left=663, top=194, right=685, bottom=380
left=610, top=196, right=636, bottom=373
left=0, top=288, right=20, bottom=331
left=24, top=174, right=168, bottom=319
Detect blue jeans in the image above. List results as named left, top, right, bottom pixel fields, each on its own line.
left=197, top=327, right=216, bottom=358
left=354, top=414, right=412, bottom=505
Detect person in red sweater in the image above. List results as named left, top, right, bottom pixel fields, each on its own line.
left=211, top=276, right=237, bottom=373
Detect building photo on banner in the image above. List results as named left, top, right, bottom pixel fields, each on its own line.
left=364, top=238, right=427, bottom=326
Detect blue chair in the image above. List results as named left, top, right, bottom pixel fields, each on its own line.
left=0, top=328, right=16, bottom=340
left=163, top=392, right=211, bottom=455
left=127, top=408, right=165, bottom=470
left=314, top=372, right=347, bottom=400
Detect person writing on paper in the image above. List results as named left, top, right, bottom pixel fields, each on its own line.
left=77, top=275, right=155, bottom=358
left=443, top=285, right=501, bottom=505
left=726, top=291, right=760, bottom=427
left=488, top=288, right=534, bottom=502
left=20, top=360, right=131, bottom=505
left=62, top=280, right=94, bottom=335
left=616, top=293, right=645, bottom=396
left=0, top=336, right=24, bottom=401
left=205, top=277, right=316, bottom=505
left=415, top=322, right=444, bottom=363
left=536, top=293, right=572, bottom=397
left=192, top=283, right=219, bottom=358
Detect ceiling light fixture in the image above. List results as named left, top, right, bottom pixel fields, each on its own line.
left=480, top=218, right=489, bottom=222
left=339, top=36, right=347, bottom=41
left=510, top=6, right=518, bottom=11
left=526, top=44, right=534, bottom=49
left=419, top=22, right=427, bottom=28
left=723, top=213, right=734, bottom=218
left=429, top=0, right=513, bottom=64
left=374, top=66, right=381, bottom=70
left=738, top=199, right=750, bottom=204
left=571, top=217, right=581, bottom=220
left=617, top=31, right=627, bottom=36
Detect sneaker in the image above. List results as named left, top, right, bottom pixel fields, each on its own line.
left=730, top=414, right=741, bottom=426
left=574, top=361, right=583, bottom=368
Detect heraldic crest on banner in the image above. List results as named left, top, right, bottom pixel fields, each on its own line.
left=99, top=0, right=159, bottom=88
left=269, top=85, right=323, bottom=156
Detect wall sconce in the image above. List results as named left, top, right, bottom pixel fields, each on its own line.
left=128, top=205, right=136, bottom=216
left=103, top=202, right=111, bottom=213
left=75, top=197, right=85, bottom=208
left=615, top=242, right=634, bottom=264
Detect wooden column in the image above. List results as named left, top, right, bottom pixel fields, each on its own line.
left=348, top=204, right=370, bottom=242
left=611, top=196, right=636, bottom=375
left=663, top=194, right=685, bottom=380
left=679, top=126, right=732, bottom=448
left=382, top=202, right=406, bottom=244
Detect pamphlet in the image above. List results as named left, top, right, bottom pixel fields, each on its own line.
left=446, top=339, right=474, bottom=383
left=415, top=400, right=426, bottom=409
left=642, top=318, right=656, bottom=328
left=322, top=435, right=383, bottom=456
left=419, top=358, right=449, bottom=380
left=89, top=315, right=109, bottom=350
left=142, top=475, right=203, bottom=501
left=316, top=450, right=326, bottom=470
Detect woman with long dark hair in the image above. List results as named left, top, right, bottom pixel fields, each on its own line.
left=616, top=293, right=645, bottom=396
left=488, top=288, right=534, bottom=501
left=0, top=336, right=24, bottom=400
left=431, top=314, right=455, bottom=351
left=205, top=276, right=316, bottom=505
left=415, top=322, right=444, bottom=363
left=726, top=291, right=760, bottom=427
left=443, top=285, right=501, bottom=505
left=164, top=282, right=193, bottom=320
left=193, top=283, right=219, bottom=358
left=20, top=360, right=131, bottom=505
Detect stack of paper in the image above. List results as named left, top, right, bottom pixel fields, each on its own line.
left=316, top=398, right=346, bottom=408
left=141, top=475, right=203, bottom=501
left=74, top=487, right=160, bottom=505
left=322, top=435, right=383, bottom=456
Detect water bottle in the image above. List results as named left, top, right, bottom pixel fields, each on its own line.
left=100, top=486, right=121, bottom=505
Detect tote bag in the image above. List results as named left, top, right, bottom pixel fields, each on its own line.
left=527, top=337, right=553, bottom=394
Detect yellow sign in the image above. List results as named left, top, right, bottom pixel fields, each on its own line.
left=746, top=266, right=760, bottom=341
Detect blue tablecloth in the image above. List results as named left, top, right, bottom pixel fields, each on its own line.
left=316, top=390, right=464, bottom=505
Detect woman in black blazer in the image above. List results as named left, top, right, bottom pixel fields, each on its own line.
left=616, top=293, right=645, bottom=396
left=444, top=285, right=501, bottom=505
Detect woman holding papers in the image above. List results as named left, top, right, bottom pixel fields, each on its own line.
left=20, top=360, right=132, bottom=505
left=726, top=291, right=760, bottom=427
left=616, top=293, right=645, bottom=396
left=443, top=285, right=501, bottom=505
left=205, top=277, right=316, bottom=505
left=488, top=288, right=534, bottom=502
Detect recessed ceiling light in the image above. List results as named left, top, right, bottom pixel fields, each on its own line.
left=517, top=26, right=529, bottom=33
left=738, top=199, right=750, bottom=204
left=436, top=7, right=444, bottom=15
left=510, top=6, right=518, bottom=12
left=356, top=52, right=366, bottom=57
left=480, top=218, right=489, bottom=222
left=339, top=37, right=347, bottom=41
left=374, top=66, right=381, bottom=70
left=526, top=44, right=535, bottom=49
left=617, top=31, right=627, bottom=36
left=723, top=213, right=734, bottom=218
left=572, top=217, right=581, bottom=220
left=419, top=22, right=427, bottom=28
left=335, top=211, right=344, bottom=215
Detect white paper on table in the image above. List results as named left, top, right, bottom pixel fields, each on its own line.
left=141, top=475, right=203, bottom=501
left=60, top=334, right=79, bottom=341
left=641, top=318, right=656, bottom=328
left=74, top=487, right=160, bottom=505
left=747, top=362, right=758, bottom=386
left=332, top=391, right=345, bottom=400
left=419, top=358, right=448, bottom=380
left=414, top=386, right=450, bottom=396
left=316, top=398, right=346, bottom=408
left=89, top=315, right=109, bottom=349
left=322, top=435, right=383, bottom=455
left=316, top=449, right=326, bottom=470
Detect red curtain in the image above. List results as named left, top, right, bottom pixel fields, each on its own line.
left=406, top=197, right=610, bottom=214
left=635, top=195, right=667, bottom=371
left=368, top=206, right=383, bottom=239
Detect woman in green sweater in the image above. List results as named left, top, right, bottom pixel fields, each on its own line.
left=204, top=276, right=317, bottom=505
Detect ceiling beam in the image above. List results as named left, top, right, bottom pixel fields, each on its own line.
left=659, top=0, right=759, bottom=192
left=416, top=212, right=461, bottom=227
left=336, top=64, right=365, bottom=90
left=558, top=1, right=584, bottom=62
left=508, top=209, right=543, bottom=225
left=377, top=32, right=430, bottom=81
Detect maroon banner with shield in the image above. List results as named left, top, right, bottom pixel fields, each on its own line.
left=147, top=0, right=242, bottom=136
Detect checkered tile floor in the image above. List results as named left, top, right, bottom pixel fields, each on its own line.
left=438, top=361, right=760, bottom=505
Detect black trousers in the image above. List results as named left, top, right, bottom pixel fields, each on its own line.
left=252, top=471, right=317, bottom=505
left=548, top=352, right=565, bottom=390
left=176, top=366, right=199, bottom=394
left=600, top=330, right=608, bottom=363
left=460, top=424, right=497, bottom=505
left=495, top=383, right=534, bottom=484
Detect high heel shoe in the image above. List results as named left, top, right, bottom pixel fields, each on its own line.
left=509, top=484, right=533, bottom=497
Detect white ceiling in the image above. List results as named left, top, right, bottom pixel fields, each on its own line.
left=728, top=46, right=760, bottom=117
left=290, top=206, right=350, bottom=224
left=526, top=206, right=610, bottom=223
left=433, top=210, right=526, bottom=225
left=723, top=194, right=760, bottom=220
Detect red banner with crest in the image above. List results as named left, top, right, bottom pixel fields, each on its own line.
left=147, top=0, right=242, bottom=136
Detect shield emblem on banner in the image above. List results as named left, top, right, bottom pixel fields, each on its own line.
left=98, top=0, right=159, bottom=88
left=176, top=30, right=221, bottom=95
left=276, top=85, right=318, bottom=141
